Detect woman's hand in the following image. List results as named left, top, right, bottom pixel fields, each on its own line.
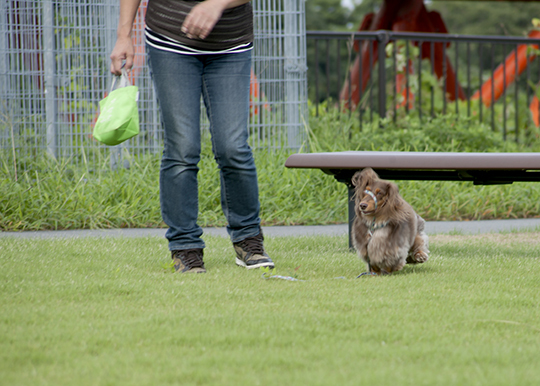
left=182, top=0, right=224, bottom=39
left=110, top=35, right=134, bottom=75
left=182, top=0, right=250, bottom=40
left=109, top=0, right=140, bottom=74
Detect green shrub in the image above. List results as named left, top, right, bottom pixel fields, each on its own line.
left=307, top=104, right=540, bottom=153
left=1, top=110, right=539, bottom=231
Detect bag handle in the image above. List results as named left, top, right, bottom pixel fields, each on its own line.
left=110, top=67, right=131, bottom=92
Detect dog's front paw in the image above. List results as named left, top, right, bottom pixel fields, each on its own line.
left=412, top=250, right=429, bottom=263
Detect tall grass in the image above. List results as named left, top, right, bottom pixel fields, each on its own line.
left=1, top=111, right=540, bottom=231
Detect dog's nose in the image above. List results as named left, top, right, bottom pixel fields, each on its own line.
left=360, top=203, right=367, bottom=210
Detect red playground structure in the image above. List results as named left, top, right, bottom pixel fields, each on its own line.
left=340, top=0, right=540, bottom=125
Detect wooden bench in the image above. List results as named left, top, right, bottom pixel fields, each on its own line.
left=285, top=151, right=540, bottom=245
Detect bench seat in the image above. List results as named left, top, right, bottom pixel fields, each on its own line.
left=285, top=151, right=540, bottom=246
left=285, top=151, right=540, bottom=185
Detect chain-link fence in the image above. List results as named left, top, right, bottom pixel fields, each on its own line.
left=0, top=0, right=308, bottom=169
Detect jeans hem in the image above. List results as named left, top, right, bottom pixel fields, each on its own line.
left=230, top=226, right=262, bottom=244
left=169, top=243, right=206, bottom=252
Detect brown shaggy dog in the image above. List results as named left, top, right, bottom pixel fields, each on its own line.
left=351, top=168, right=429, bottom=276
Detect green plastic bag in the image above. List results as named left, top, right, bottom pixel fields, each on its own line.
left=93, top=69, right=139, bottom=146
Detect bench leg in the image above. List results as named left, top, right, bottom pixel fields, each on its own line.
left=348, top=185, right=355, bottom=250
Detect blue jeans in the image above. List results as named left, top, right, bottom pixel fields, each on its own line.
left=147, top=45, right=261, bottom=251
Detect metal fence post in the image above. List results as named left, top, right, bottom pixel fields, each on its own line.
left=284, top=1, right=298, bottom=148
left=283, top=0, right=307, bottom=149
left=0, top=1, right=7, bottom=112
left=43, top=0, right=57, bottom=159
left=105, top=0, right=122, bottom=169
left=377, top=31, right=388, bottom=121
left=377, top=31, right=388, bottom=119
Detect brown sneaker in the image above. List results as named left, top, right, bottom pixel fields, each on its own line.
left=171, top=249, right=206, bottom=273
left=233, top=231, right=274, bottom=269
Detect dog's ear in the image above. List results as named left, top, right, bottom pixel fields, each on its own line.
left=384, top=181, right=403, bottom=210
left=351, top=171, right=363, bottom=188
left=351, top=167, right=378, bottom=188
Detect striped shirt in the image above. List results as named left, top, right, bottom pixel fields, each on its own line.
left=145, top=27, right=253, bottom=55
left=145, top=0, right=253, bottom=54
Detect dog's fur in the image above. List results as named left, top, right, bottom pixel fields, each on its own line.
left=351, top=168, right=429, bottom=275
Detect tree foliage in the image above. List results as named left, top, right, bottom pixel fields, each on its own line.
left=429, top=1, right=540, bottom=37
left=306, top=0, right=540, bottom=36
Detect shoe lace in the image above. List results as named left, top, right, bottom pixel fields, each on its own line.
left=238, top=234, right=265, bottom=255
left=180, top=249, right=204, bottom=268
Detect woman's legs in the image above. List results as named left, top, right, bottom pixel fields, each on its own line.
left=147, top=46, right=261, bottom=251
left=147, top=45, right=206, bottom=251
left=201, top=51, right=261, bottom=242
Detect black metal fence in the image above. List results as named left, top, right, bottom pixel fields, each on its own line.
left=307, top=30, right=540, bottom=142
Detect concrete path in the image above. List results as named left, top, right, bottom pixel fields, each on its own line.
left=1, top=219, right=540, bottom=239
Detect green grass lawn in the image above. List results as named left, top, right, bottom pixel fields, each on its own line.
left=1, top=233, right=539, bottom=385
